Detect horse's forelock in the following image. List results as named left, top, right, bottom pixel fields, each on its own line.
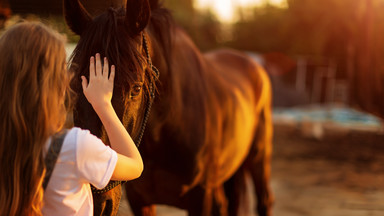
left=70, top=8, right=148, bottom=94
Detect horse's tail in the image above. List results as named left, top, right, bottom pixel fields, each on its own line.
left=224, top=58, right=274, bottom=216
left=253, top=64, right=273, bottom=162
left=247, top=63, right=274, bottom=216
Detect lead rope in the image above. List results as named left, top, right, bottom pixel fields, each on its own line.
left=92, top=33, right=159, bottom=194
left=135, top=33, right=159, bottom=147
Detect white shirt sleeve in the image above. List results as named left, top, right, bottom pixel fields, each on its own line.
left=75, top=129, right=117, bottom=189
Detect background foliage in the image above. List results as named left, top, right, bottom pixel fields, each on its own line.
left=2, top=0, right=383, bottom=118
left=164, top=0, right=384, bottom=118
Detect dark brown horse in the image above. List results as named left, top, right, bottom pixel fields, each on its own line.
left=64, top=0, right=274, bottom=215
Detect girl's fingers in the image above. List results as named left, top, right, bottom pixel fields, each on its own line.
left=109, top=65, right=115, bottom=81
left=103, top=57, right=109, bottom=78
left=95, top=53, right=102, bottom=76
left=89, top=56, right=95, bottom=79
left=81, top=76, right=88, bottom=91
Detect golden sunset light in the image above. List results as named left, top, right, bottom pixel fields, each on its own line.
left=194, top=0, right=288, bottom=22
left=1, top=1, right=383, bottom=216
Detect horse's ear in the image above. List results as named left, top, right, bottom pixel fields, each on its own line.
left=125, top=0, right=151, bottom=36
left=63, top=0, right=92, bottom=35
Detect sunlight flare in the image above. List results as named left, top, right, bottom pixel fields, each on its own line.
left=194, top=0, right=287, bottom=23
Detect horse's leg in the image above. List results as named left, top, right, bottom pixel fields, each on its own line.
left=141, top=206, right=156, bottom=216
left=183, top=185, right=227, bottom=216
left=93, top=184, right=122, bottom=216
left=212, top=186, right=228, bottom=216
left=124, top=184, right=156, bottom=216
left=224, top=168, right=248, bottom=216
left=183, top=186, right=205, bottom=216
left=247, top=106, right=274, bottom=216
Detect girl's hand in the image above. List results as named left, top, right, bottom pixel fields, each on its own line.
left=81, top=53, right=115, bottom=112
left=81, top=55, right=143, bottom=181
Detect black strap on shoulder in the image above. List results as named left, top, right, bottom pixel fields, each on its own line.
left=43, top=129, right=68, bottom=190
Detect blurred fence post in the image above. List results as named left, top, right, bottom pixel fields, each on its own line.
left=296, top=57, right=307, bottom=93
left=354, top=0, right=373, bottom=109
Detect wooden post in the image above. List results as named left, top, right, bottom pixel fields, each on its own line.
left=355, top=0, right=373, bottom=110
left=296, top=57, right=307, bottom=93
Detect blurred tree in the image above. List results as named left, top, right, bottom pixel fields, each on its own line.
left=220, top=0, right=384, bottom=118
left=10, top=0, right=62, bottom=14
left=5, top=0, right=384, bottom=118
left=352, top=0, right=384, bottom=119
left=229, top=5, right=288, bottom=52
left=163, top=0, right=221, bottom=51
left=0, top=0, right=10, bottom=27
left=163, top=0, right=196, bottom=41
left=163, top=0, right=194, bottom=26
left=192, top=10, right=222, bottom=51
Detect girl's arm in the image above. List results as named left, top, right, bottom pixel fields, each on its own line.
left=81, top=53, right=143, bottom=181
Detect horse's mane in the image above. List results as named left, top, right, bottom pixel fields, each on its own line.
left=147, top=3, right=209, bottom=122
left=69, top=7, right=149, bottom=97
left=148, top=4, right=213, bottom=140
left=147, top=3, right=220, bottom=193
left=148, top=1, right=174, bottom=74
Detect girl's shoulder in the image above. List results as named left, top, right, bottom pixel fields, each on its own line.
left=66, top=127, right=100, bottom=143
left=71, top=127, right=104, bottom=146
left=69, top=127, right=112, bottom=157
left=57, top=127, right=105, bottom=156
left=68, top=127, right=90, bottom=137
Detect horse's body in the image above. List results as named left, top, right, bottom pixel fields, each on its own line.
left=126, top=27, right=273, bottom=216
left=64, top=0, right=273, bottom=215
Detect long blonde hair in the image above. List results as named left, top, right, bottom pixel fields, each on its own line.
left=0, top=22, right=72, bottom=216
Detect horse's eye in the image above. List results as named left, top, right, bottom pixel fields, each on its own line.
left=131, top=85, right=142, bottom=98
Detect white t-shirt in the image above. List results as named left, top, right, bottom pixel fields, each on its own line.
left=42, top=127, right=117, bottom=216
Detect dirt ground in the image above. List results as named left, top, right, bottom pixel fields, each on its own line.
left=271, top=124, right=384, bottom=216
left=118, top=123, right=384, bottom=216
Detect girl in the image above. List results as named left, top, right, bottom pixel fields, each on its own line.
left=0, top=22, right=143, bottom=216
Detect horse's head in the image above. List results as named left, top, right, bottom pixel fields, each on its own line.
left=64, top=0, right=157, bottom=144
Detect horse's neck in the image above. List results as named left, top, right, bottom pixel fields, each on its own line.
left=150, top=27, right=213, bottom=138
left=161, top=27, right=210, bottom=92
